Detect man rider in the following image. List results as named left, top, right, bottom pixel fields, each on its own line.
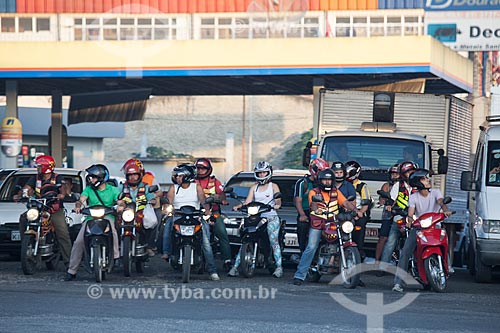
left=331, top=161, right=356, bottom=203
left=293, top=168, right=357, bottom=285
left=16, top=155, right=72, bottom=268
left=195, top=158, right=232, bottom=271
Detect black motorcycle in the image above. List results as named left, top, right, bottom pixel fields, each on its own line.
left=233, top=191, right=284, bottom=278
left=19, top=186, right=61, bottom=275
left=81, top=205, right=115, bottom=283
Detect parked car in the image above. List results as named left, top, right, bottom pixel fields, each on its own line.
left=0, top=168, right=86, bottom=257
left=221, top=169, right=306, bottom=261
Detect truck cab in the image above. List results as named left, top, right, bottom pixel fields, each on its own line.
left=461, top=117, right=500, bottom=282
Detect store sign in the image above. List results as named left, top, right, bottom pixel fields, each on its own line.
left=426, top=11, right=500, bottom=51
left=425, top=0, right=500, bottom=11
left=0, top=117, right=22, bottom=157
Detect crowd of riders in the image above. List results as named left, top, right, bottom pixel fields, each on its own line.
left=16, top=153, right=452, bottom=288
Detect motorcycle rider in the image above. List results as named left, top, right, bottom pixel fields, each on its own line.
left=345, top=160, right=371, bottom=262
left=379, top=161, right=417, bottom=269
left=392, top=169, right=452, bottom=292
left=161, top=163, right=220, bottom=281
left=142, top=170, right=163, bottom=256
left=332, top=161, right=356, bottom=203
left=194, top=158, right=232, bottom=271
left=375, top=164, right=400, bottom=268
left=229, top=161, right=283, bottom=278
left=65, top=164, right=121, bottom=281
left=118, top=159, right=158, bottom=257
left=294, top=158, right=329, bottom=256
left=15, top=155, right=72, bottom=268
left=293, top=168, right=357, bottom=286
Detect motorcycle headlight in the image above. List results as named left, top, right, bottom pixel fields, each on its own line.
left=89, top=207, right=106, bottom=218
left=26, top=208, right=39, bottom=221
left=247, top=206, right=259, bottom=215
left=122, top=209, right=135, bottom=222
left=341, top=221, right=354, bottom=234
left=419, top=216, right=433, bottom=229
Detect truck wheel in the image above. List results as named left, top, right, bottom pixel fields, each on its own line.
left=474, top=246, right=492, bottom=283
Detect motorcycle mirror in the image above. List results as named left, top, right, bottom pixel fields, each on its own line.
left=148, top=185, right=159, bottom=193
left=160, top=197, right=170, bottom=205
left=224, top=187, right=234, bottom=194
left=312, top=194, right=323, bottom=203
left=377, top=190, right=391, bottom=200
left=360, top=199, right=371, bottom=206
left=273, top=192, right=282, bottom=200
left=205, top=197, right=215, bottom=205
left=442, top=196, right=452, bottom=205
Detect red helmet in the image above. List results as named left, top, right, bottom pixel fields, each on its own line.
left=309, top=158, right=329, bottom=179
left=195, top=158, right=213, bottom=179
left=35, top=155, right=56, bottom=175
left=121, top=158, right=145, bottom=186
left=399, top=161, right=417, bottom=180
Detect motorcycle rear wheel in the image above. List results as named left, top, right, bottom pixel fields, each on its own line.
left=182, top=244, right=192, bottom=283
left=240, top=242, right=255, bottom=278
left=123, top=236, right=132, bottom=277
left=93, top=244, right=104, bottom=283
left=341, top=246, right=361, bottom=289
left=21, top=234, right=38, bottom=275
left=424, top=254, right=447, bottom=293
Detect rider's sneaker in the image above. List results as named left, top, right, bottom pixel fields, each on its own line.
left=392, top=284, right=404, bottom=293
left=64, top=273, right=76, bottom=281
left=448, top=266, right=455, bottom=274
left=223, top=260, right=232, bottom=272
left=227, top=266, right=239, bottom=277
left=293, top=278, right=303, bottom=286
left=209, top=273, right=220, bottom=281
left=146, top=248, right=155, bottom=257
left=272, top=266, right=283, bottom=278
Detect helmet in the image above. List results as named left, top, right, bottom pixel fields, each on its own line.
left=400, top=161, right=417, bottom=180
left=121, top=158, right=145, bottom=186
left=195, top=158, right=213, bottom=179
left=35, top=155, right=56, bottom=175
left=254, top=161, right=273, bottom=184
left=85, top=164, right=110, bottom=189
left=171, top=163, right=197, bottom=184
left=388, top=163, right=400, bottom=182
left=409, top=168, right=430, bottom=191
left=345, top=160, right=361, bottom=182
left=309, top=158, right=329, bottom=180
left=331, top=161, right=346, bottom=182
left=317, top=168, right=334, bottom=191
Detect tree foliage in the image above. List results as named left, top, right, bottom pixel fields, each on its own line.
left=282, top=128, right=312, bottom=169
left=133, top=146, right=193, bottom=160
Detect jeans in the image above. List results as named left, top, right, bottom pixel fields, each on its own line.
left=296, top=210, right=310, bottom=254
left=162, top=217, right=217, bottom=274
left=380, top=221, right=402, bottom=265
left=212, top=214, right=231, bottom=262
left=293, top=228, right=322, bottom=281
left=394, top=228, right=417, bottom=286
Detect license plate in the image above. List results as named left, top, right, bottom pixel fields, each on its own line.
left=365, top=228, right=378, bottom=238
left=11, top=230, right=21, bottom=241
left=285, top=234, right=298, bottom=247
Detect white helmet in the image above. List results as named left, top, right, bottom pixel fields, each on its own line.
left=254, top=161, right=273, bottom=184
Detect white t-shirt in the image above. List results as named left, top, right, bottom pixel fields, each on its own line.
left=408, top=189, right=444, bottom=218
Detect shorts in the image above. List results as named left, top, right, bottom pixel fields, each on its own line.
left=379, top=219, right=392, bottom=237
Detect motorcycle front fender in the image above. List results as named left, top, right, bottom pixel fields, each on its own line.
left=342, top=241, right=357, bottom=248
left=420, top=246, right=445, bottom=261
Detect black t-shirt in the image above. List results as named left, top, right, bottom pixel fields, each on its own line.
left=26, top=174, right=64, bottom=209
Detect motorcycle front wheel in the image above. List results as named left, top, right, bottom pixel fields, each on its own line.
left=341, top=246, right=361, bottom=289
left=21, top=234, right=38, bottom=275
left=424, top=254, right=447, bottom=293
left=122, top=236, right=132, bottom=277
left=240, top=242, right=255, bottom=278
left=93, top=244, right=104, bottom=283
left=182, top=244, right=192, bottom=283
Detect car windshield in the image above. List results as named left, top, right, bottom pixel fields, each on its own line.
left=486, top=143, right=500, bottom=186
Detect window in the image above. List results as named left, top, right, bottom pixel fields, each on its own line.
left=19, top=18, right=33, bottom=32
left=1, top=17, right=15, bottom=32
left=486, top=142, right=500, bottom=186
left=36, top=18, right=50, bottom=32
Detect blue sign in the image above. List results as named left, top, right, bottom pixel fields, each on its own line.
left=427, top=24, right=459, bottom=42
left=425, top=0, right=500, bottom=11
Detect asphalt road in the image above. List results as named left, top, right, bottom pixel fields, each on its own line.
left=0, top=254, right=499, bottom=333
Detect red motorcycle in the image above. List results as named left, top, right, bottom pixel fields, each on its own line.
left=409, top=199, right=454, bottom=292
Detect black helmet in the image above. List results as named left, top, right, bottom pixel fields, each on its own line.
left=409, top=168, right=430, bottom=190
left=172, top=163, right=197, bottom=184
left=331, top=161, right=346, bottom=182
left=345, top=160, right=361, bottom=182
left=317, top=168, right=334, bottom=191
left=86, top=164, right=110, bottom=189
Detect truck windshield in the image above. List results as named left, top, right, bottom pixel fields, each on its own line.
left=486, top=143, right=500, bottom=186
left=320, top=136, right=425, bottom=180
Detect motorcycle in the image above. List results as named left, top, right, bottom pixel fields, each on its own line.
left=19, top=186, right=61, bottom=275
left=81, top=205, right=115, bottom=283
left=162, top=201, right=206, bottom=283
left=307, top=194, right=363, bottom=289
left=231, top=190, right=284, bottom=278
left=408, top=197, right=454, bottom=292
left=118, top=185, right=158, bottom=277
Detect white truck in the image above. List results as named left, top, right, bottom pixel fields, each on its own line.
left=312, top=89, right=473, bottom=264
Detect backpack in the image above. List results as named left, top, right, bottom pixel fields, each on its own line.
left=355, top=182, right=373, bottom=219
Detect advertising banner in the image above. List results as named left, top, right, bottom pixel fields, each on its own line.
left=425, top=0, right=500, bottom=11
left=426, top=10, right=500, bottom=51
left=0, top=117, right=22, bottom=157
